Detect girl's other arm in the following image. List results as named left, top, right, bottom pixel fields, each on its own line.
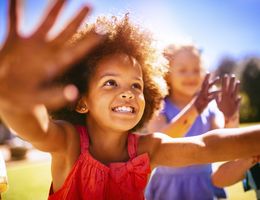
left=211, top=156, right=260, bottom=187
left=0, top=105, right=68, bottom=152
left=141, top=125, right=260, bottom=169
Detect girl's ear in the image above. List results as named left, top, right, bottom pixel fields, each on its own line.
left=76, top=97, right=88, bottom=114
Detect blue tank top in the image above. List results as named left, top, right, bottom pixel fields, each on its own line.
left=145, top=97, right=226, bottom=200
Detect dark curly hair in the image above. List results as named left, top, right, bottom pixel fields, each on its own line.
left=51, top=14, right=168, bottom=131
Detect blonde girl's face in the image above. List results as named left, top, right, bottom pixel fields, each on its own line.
left=84, top=53, right=145, bottom=133
left=168, top=49, right=205, bottom=97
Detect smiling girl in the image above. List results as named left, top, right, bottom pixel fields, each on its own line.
left=0, top=1, right=260, bottom=199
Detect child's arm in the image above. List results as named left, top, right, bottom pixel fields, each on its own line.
left=141, top=125, right=260, bottom=169
left=211, top=156, right=260, bottom=187
left=0, top=1, right=103, bottom=152
left=145, top=101, right=198, bottom=137
left=147, top=74, right=219, bottom=137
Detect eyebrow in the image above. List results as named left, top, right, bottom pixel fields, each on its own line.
left=99, top=72, right=143, bottom=82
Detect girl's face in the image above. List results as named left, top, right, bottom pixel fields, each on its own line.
left=84, top=53, right=145, bottom=132
left=168, top=49, right=205, bottom=97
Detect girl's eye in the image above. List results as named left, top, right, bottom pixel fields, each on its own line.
left=104, top=80, right=117, bottom=87
left=132, top=83, right=142, bottom=90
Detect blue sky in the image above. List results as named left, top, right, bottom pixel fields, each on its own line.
left=0, top=0, right=260, bottom=70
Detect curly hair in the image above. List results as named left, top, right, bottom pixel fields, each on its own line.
left=52, top=14, right=168, bottom=131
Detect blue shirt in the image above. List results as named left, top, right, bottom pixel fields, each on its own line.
left=145, top=97, right=226, bottom=200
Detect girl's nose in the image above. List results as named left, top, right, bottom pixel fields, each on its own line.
left=120, top=91, right=134, bottom=99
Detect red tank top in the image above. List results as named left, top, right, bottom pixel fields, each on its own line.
left=48, top=126, right=151, bottom=200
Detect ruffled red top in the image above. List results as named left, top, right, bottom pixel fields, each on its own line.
left=48, top=126, right=151, bottom=200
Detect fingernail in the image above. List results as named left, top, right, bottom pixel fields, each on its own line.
left=64, top=85, right=78, bottom=101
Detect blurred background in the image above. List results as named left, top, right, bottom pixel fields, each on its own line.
left=0, top=0, right=260, bottom=199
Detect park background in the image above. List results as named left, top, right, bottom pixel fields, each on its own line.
left=0, top=0, right=260, bottom=199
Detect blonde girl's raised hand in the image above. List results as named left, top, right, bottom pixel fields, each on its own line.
left=216, top=74, right=241, bottom=127
left=0, top=0, right=104, bottom=111
left=193, top=73, right=220, bottom=113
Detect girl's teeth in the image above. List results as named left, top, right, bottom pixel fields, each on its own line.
left=114, top=106, right=133, bottom=113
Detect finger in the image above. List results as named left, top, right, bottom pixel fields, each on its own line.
left=209, top=76, right=220, bottom=85
left=208, top=76, right=220, bottom=91
left=33, top=0, right=65, bottom=38
left=202, top=73, right=210, bottom=86
left=51, top=6, right=91, bottom=46
left=228, top=74, right=236, bottom=93
left=221, top=74, right=229, bottom=93
left=233, top=80, right=240, bottom=97
left=208, top=90, right=220, bottom=97
left=215, top=92, right=221, bottom=105
left=38, top=84, right=78, bottom=110
left=200, top=73, right=210, bottom=92
left=7, top=0, right=18, bottom=38
left=207, top=91, right=220, bottom=101
left=49, top=31, right=105, bottom=78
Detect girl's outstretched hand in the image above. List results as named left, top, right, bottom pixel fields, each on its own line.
left=194, top=73, right=219, bottom=113
left=0, top=0, right=104, bottom=111
left=216, top=74, right=241, bottom=124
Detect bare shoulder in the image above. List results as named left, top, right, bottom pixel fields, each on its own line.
left=137, top=132, right=170, bottom=157
left=50, top=120, right=81, bottom=156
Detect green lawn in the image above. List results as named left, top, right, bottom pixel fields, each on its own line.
left=226, top=181, right=256, bottom=200
left=2, top=161, right=51, bottom=200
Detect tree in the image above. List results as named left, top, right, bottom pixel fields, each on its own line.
left=240, top=57, right=260, bottom=122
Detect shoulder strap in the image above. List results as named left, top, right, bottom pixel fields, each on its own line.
left=75, top=125, right=89, bottom=153
left=128, top=133, right=138, bottom=159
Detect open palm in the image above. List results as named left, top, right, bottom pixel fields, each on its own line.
left=216, top=74, right=241, bottom=119
left=0, top=0, right=103, bottom=110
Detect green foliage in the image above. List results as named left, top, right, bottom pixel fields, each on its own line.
left=240, top=58, right=260, bottom=122
left=239, top=92, right=257, bottom=122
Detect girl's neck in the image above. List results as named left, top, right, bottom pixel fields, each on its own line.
left=86, top=122, right=129, bottom=164
left=169, top=90, right=193, bottom=109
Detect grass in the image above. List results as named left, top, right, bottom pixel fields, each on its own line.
left=2, top=161, right=51, bottom=200
left=226, top=181, right=256, bottom=200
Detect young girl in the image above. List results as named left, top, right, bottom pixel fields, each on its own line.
left=0, top=1, right=260, bottom=200
left=145, top=44, right=240, bottom=200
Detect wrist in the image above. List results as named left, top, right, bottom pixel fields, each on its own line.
left=193, top=97, right=204, bottom=114
left=225, top=112, right=239, bottom=126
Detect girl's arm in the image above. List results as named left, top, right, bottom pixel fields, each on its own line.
left=146, top=102, right=198, bottom=138
left=141, top=125, right=260, bottom=169
left=211, top=156, right=259, bottom=187
left=0, top=105, right=68, bottom=152
left=0, top=1, right=102, bottom=152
